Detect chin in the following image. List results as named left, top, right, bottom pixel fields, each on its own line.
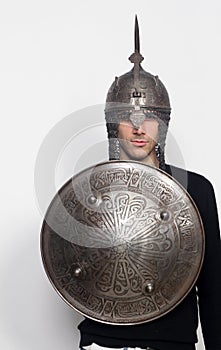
left=128, top=152, right=149, bottom=161
left=132, top=149, right=150, bottom=159
left=120, top=145, right=153, bottom=162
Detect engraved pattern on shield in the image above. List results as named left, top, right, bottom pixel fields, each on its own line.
left=42, top=162, right=204, bottom=324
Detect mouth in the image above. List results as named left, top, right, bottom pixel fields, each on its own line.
left=131, top=139, right=148, bottom=147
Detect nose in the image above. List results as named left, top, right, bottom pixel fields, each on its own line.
left=133, top=125, right=145, bottom=135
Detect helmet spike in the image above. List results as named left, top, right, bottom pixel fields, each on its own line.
left=129, top=16, right=144, bottom=67
left=129, top=15, right=144, bottom=94
left=135, top=14, right=140, bottom=53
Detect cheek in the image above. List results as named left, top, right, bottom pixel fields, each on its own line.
left=144, top=122, right=159, bottom=141
left=118, top=124, right=132, bottom=139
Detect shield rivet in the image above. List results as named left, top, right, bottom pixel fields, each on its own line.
left=87, top=195, right=97, bottom=205
left=74, top=267, right=82, bottom=277
left=160, top=210, right=170, bottom=221
left=144, top=282, right=155, bottom=294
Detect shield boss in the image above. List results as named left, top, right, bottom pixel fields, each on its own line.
left=41, top=161, right=204, bottom=324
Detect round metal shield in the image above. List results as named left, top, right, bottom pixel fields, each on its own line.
left=41, top=161, right=204, bottom=325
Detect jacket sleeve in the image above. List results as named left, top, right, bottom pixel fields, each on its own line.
left=197, top=180, right=221, bottom=350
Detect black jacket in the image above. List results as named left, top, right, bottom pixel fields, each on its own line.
left=78, top=165, right=221, bottom=350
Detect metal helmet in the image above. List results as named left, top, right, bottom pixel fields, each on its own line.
left=105, top=16, right=171, bottom=169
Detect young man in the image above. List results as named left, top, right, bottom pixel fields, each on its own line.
left=78, top=17, right=221, bottom=350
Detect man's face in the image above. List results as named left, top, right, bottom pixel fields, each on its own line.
left=118, top=118, right=159, bottom=166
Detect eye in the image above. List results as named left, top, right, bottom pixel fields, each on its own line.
left=119, top=120, right=133, bottom=127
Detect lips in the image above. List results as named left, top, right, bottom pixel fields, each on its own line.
left=131, top=139, right=148, bottom=147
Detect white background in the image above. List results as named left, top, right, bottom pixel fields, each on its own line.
left=1, top=1, right=221, bottom=349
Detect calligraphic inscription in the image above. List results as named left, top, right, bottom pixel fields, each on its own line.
left=41, top=161, right=204, bottom=324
